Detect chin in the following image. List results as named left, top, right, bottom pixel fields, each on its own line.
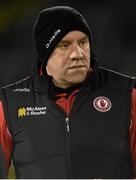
left=67, top=70, right=88, bottom=84
left=70, top=76, right=87, bottom=84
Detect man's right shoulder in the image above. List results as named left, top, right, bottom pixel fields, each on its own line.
left=0, top=76, right=31, bottom=95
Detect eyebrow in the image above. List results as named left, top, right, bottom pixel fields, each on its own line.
left=80, top=35, right=88, bottom=40
left=78, top=36, right=89, bottom=42
left=59, top=35, right=88, bottom=44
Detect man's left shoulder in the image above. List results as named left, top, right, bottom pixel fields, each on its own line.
left=98, top=66, right=136, bottom=90
left=99, top=66, right=136, bottom=81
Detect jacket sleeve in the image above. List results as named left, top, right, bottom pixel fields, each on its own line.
left=0, top=100, right=13, bottom=178
left=130, top=88, right=136, bottom=177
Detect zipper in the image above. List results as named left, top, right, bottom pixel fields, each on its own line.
left=65, top=117, right=70, bottom=132
left=65, top=116, right=72, bottom=178
left=51, top=102, right=72, bottom=177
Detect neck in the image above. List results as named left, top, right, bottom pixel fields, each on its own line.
left=52, top=79, right=79, bottom=89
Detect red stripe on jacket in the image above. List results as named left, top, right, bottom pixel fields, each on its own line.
left=130, top=88, right=136, bottom=175
left=0, top=101, right=13, bottom=171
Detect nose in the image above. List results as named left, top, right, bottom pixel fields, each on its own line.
left=69, top=44, right=83, bottom=61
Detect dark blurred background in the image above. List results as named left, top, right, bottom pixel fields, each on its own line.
left=0, top=0, right=136, bottom=88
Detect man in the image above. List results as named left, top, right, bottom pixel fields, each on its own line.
left=0, top=6, right=136, bottom=179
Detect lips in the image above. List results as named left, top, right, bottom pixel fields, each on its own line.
left=68, top=65, right=86, bottom=69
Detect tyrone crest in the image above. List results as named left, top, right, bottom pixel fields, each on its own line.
left=93, top=96, right=112, bottom=112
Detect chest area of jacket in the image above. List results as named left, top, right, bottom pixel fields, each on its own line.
left=8, top=88, right=131, bottom=149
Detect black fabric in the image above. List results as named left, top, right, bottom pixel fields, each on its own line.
left=0, top=67, right=135, bottom=178
left=33, top=6, right=96, bottom=67
left=0, top=146, right=7, bottom=178
left=70, top=68, right=135, bottom=178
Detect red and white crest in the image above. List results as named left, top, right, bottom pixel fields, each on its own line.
left=93, top=96, right=112, bottom=112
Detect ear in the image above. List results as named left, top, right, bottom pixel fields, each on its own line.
left=46, top=65, right=52, bottom=76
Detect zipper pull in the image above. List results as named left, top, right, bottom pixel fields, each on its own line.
left=65, top=117, right=70, bottom=132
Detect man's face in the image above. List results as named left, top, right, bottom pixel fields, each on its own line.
left=46, top=31, right=91, bottom=88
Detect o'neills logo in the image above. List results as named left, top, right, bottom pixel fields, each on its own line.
left=46, top=29, right=61, bottom=49
left=18, top=106, right=46, bottom=118
left=93, top=96, right=112, bottom=112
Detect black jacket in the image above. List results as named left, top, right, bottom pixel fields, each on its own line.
left=0, top=66, right=135, bottom=178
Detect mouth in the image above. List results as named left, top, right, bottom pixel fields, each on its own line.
left=68, top=65, right=86, bottom=69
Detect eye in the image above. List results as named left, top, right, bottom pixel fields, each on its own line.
left=57, top=42, right=70, bottom=49
left=79, top=39, right=88, bottom=47
left=79, top=37, right=89, bottom=48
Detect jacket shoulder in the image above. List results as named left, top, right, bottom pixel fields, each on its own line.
left=0, top=76, right=31, bottom=94
left=98, top=66, right=136, bottom=89
left=99, top=66, right=136, bottom=80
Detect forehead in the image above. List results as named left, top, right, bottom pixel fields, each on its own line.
left=61, top=30, right=88, bottom=41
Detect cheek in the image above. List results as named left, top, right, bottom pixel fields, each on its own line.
left=47, top=60, right=65, bottom=77
left=46, top=51, right=69, bottom=76
left=84, top=48, right=90, bottom=66
left=85, top=47, right=90, bottom=58
left=47, top=63, right=58, bottom=75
